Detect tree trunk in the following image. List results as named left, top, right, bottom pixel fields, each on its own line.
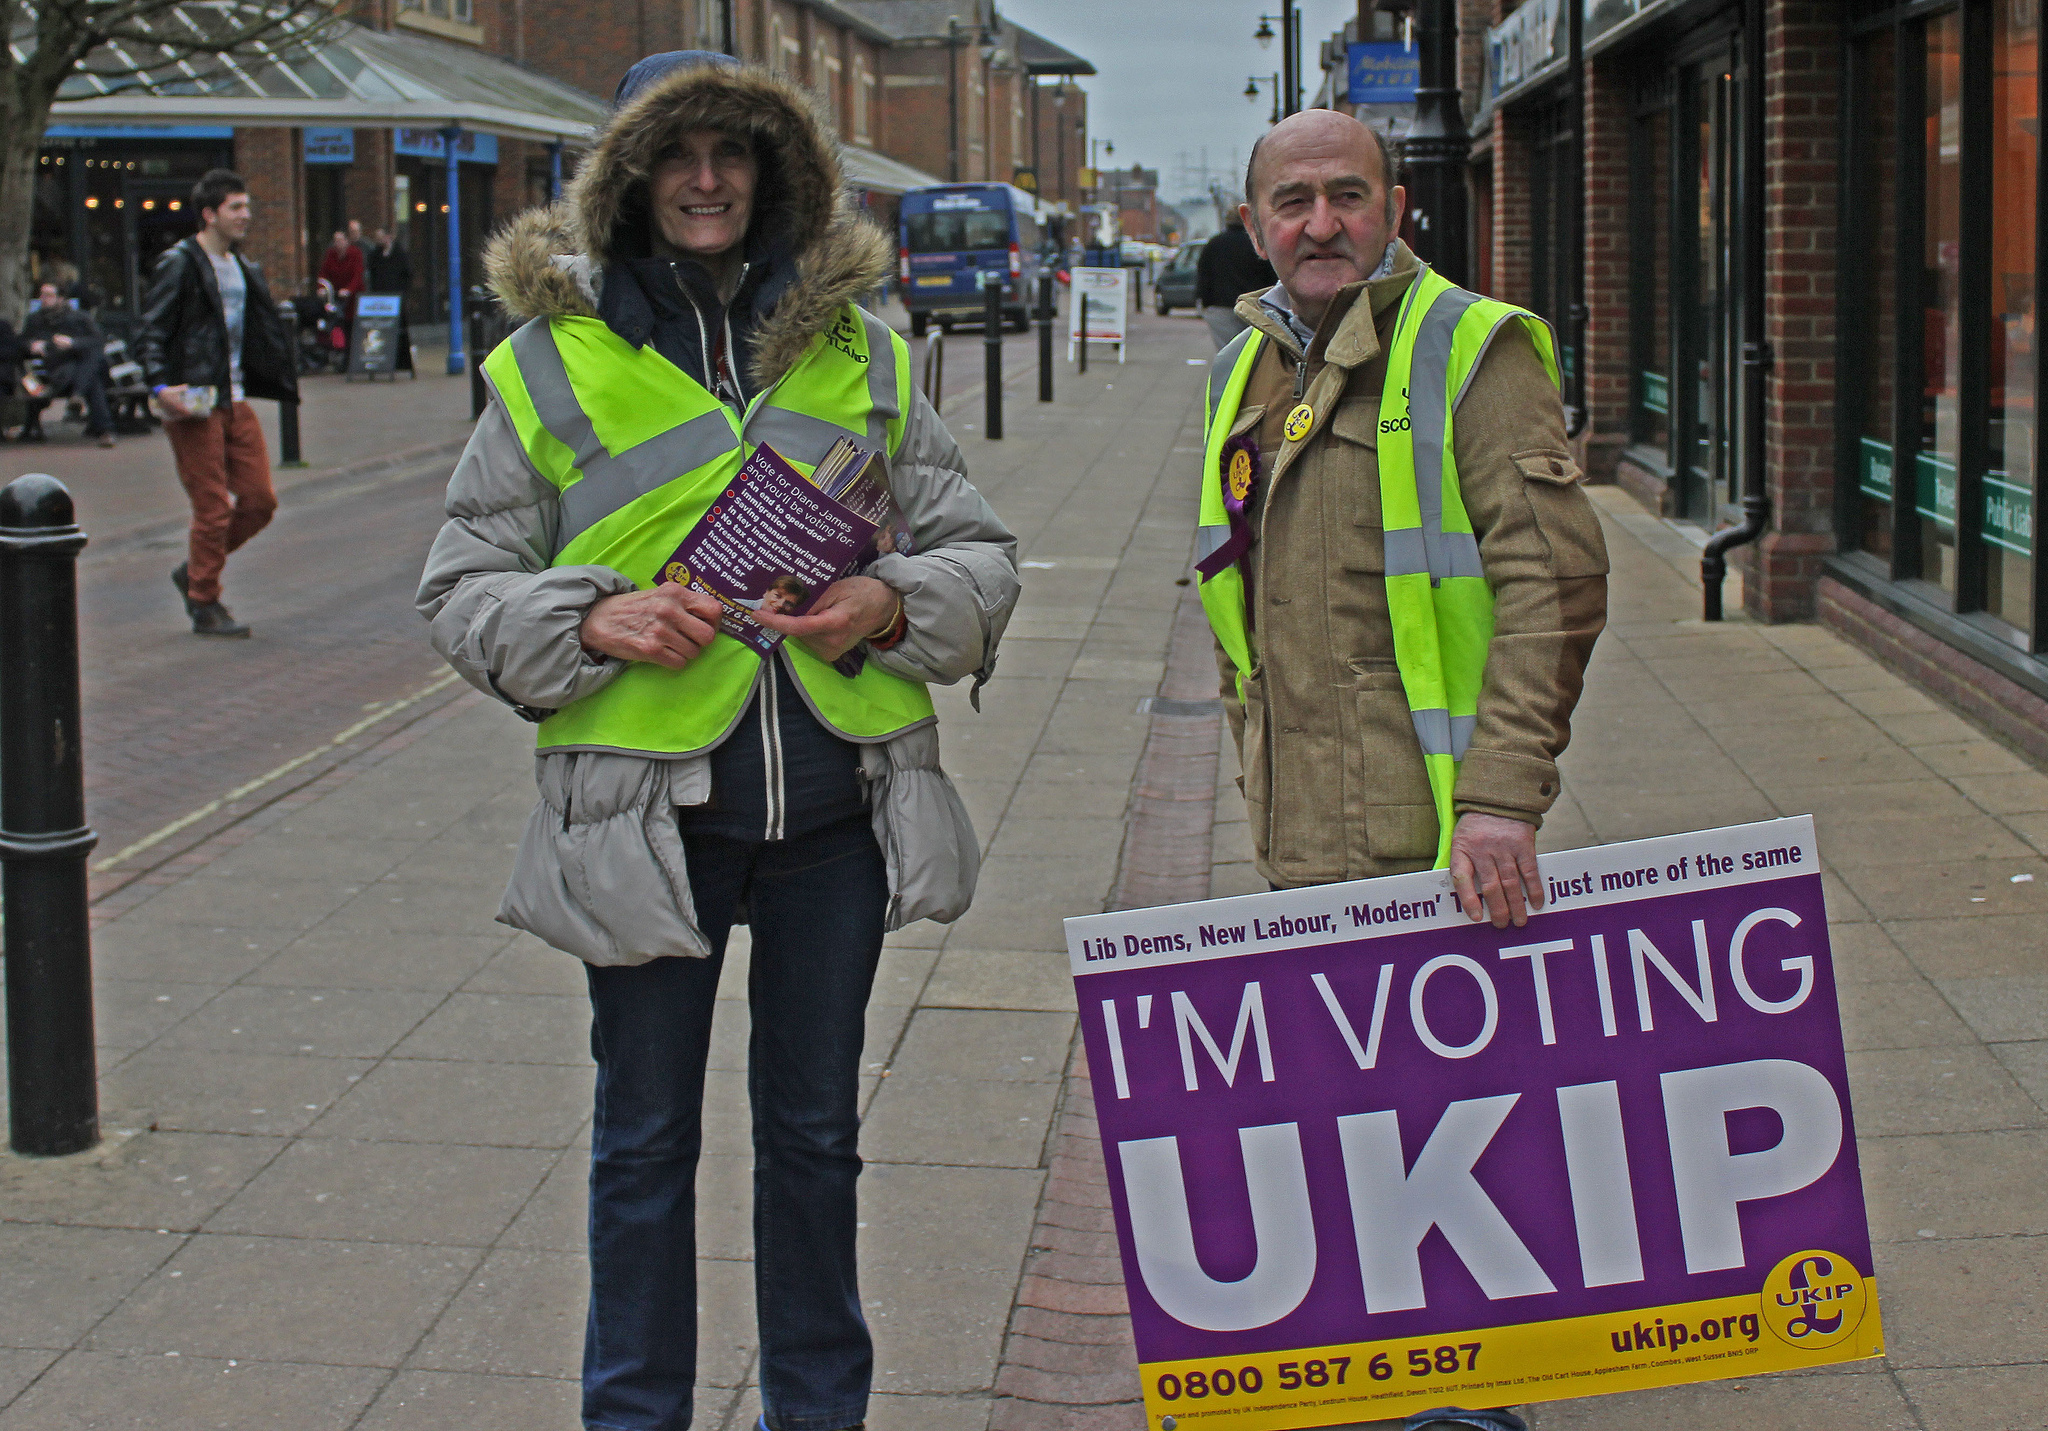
left=0, top=77, right=59, bottom=329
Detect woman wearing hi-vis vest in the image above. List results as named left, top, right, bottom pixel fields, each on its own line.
left=417, top=53, right=1018, bottom=1431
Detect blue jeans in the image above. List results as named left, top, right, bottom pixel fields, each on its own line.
left=583, top=813, right=888, bottom=1431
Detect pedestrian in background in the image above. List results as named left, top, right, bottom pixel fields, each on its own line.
left=20, top=280, right=116, bottom=447
left=139, top=168, right=297, bottom=638
left=1195, top=207, right=1275, bottom=349
left=317, top=228, right=364, bottom=303
left=417, top=49, right=1018, bottom=1431
left=1196, top=107, right=1609, bottom=1431
left=366, top=227, right=412, bottom=295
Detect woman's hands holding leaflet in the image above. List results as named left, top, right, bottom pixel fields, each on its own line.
left=581, top=585, right=727, bottom=668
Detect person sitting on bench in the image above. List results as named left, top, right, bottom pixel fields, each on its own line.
left=21, top=282, right=115, bottom=447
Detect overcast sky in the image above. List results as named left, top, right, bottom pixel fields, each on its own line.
left=995, top=0, right=1368, bottom=200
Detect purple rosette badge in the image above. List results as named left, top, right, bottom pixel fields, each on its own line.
left=1196, top=432, right=1260, bottom=578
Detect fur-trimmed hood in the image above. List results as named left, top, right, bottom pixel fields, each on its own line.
left=485, top=61, right=890, bottom=386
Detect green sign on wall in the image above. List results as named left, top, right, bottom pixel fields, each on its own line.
left=1983, top=473, right=2034, bottom=557
left=1642, top=370, right=1669, bottom=416
left=1915, top=450, right=1957, bottom=528
left=1859, top=436, right=1893, bottom=501
left=1857, top=439, right=2030, bottom=556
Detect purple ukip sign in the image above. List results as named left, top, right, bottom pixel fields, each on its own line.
left=1065, top=816, right=1880, bottom=1429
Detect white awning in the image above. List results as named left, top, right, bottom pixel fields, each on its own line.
left=842, top=144, right=943, bottom=198
left=33, top=9, right=609, bottom=145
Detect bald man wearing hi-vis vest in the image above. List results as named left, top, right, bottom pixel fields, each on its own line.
left=1198, top=109, right=1609, bottom=977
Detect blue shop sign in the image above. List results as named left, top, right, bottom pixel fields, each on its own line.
left=304, top=127, right=354, bottom=164
left=394, top=128, right=499, bottom=165
left=1347, top=42, right=1419, bottom=105
left=44, top=124, right=234, bottom=139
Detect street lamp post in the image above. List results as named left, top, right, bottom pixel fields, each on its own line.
left=1254, top=4, right=1300, bottom=117
left=1391, top=0, right=1470, bottom=286
left=1245, top=73, right=1282, bottom=127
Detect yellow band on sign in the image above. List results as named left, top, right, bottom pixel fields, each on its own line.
left=1137, top=1277, right=1884, bottom=1431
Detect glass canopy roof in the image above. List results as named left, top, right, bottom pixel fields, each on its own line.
left=18, top=4, right=609, bottom=143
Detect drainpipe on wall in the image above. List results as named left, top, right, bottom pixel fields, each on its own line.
left=1703, top=0, right=1772, bottom=620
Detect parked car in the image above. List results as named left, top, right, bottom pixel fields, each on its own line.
left=1155, top=242, right=1202, bottom=315
left=898, top=182, right=1043, bottom=335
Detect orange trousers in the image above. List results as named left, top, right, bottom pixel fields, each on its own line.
left=165, top=400, right=276, bottom=606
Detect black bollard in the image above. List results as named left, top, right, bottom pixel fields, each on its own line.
left=982, top=274, right=1004, bottom=441
left=1078, top=293, right=1089, bottom=375
left=0, top=475, right=99, bottom=1156
left=278, top=399, right=305, bottom=469
left=1037, top=273, right=1054, bottom=403
left=468, top=302, right=488, bottom=421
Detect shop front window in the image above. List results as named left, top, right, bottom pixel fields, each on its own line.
left=1987, top=0, right=2038, bottom=632
left=1680, top=51, right=1741, bottom=522
left=1843, top=0, right=2044, bottom=647
left=1629, top=90, right=1673, bottom=457
left=1852, top=26, right=1899, bottom=561
left=1919, top=9, right=1965, bottom=598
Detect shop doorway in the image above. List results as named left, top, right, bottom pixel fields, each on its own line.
left=1673, top=45, right=1744, bottom=523
left=122, top=179, right=198, bottom=312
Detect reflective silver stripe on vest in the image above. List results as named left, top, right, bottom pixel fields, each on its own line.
left=748, top=405, right=875, bottom=466
left=859, top=309, right=902, bottom=450
left=1404, top=288, right=1486, bottom=585
left=1208, top=326, right=1256, bottom=421
left=1196, top=523, right=1231, bottom=563
left=557, top=410, right=740, bottom=546
left=1410, top=708, right=1478, bottom=761
left=1452, top=311, right=1552, bottom=413
left=511, top=320, right=740, bottom=552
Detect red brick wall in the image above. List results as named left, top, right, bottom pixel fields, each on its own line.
left=1747, top=0, right=1842, bottom=621
left=1580, top=55, right=1630, bottom=482
left=878, top=44, right=954, bottom=181
left=234, top=129, right=306, bottom=299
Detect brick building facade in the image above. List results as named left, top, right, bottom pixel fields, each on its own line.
left=36, top=0, right=1093, bottom=345
left=1321, top=0, right=2048, bottom=763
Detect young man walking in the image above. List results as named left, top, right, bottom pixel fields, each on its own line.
left=138, top=169, right=297, bottom=637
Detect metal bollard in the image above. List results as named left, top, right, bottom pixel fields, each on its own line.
left=982, top=273, right=1004, bottom=441
left=468, top=302, right=488, bottom=421
left=278, top=399, right=305, bottom=469
left=1037, top=273, right=1054, bottom=403
left=921, top=329, right=945, bottom=402
left=1077, top=293, right=1089, bottom=375
left=0, top=475, right=99, bottom=1156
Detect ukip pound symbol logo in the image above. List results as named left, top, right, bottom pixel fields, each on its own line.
left=1760, top=1250, right=1871, bottom=1351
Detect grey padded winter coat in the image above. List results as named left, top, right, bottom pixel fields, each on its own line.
left=416, top=62, right=1018, bottom=965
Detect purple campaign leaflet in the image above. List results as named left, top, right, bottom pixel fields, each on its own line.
left=655, top=443, right=881, bottom=655
left=1065, top=817, right=1879, bottom=1419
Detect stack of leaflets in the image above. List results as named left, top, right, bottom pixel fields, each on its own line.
left=654, top=437, right=913, bottom=656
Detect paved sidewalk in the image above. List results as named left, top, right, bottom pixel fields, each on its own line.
left=999, top=470, right=2048, bottom=1431
left=7, top=298, right=2045, bottom=1431
left=0, top=308, right=1218, bottom=1430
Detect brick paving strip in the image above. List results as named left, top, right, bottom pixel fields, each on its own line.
left=990, top=576, right=1221, bottom=1431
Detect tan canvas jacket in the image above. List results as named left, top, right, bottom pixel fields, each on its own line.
left=1218, top=243, right=1608, bottom=888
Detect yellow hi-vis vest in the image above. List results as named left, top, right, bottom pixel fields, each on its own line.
left=484, top=304, right=935, bottom=755
left=1198, top=267, right=1561, bottom=867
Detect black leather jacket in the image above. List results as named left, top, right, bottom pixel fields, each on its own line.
left=137, top=237, right=297, bottom=402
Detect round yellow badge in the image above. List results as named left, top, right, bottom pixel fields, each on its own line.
left=1227, top=448, right=1255, bottom=502
left=1758, top=1249, right=1870, bottom=1351
left=1282, top=403, right=1314, bottom=442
